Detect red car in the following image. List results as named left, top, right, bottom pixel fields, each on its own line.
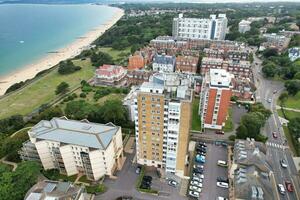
left=285, top=181, right=294, bottom=192
left=272, top=132, right=278, bottom=139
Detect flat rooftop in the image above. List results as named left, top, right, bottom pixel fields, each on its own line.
left=209, top=69, right=232, bottom=87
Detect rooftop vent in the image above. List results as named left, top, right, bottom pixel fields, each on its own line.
left=82, top=125, right=92, bottom=130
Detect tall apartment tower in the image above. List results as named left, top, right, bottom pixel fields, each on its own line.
left=199, top=69, right=233, bottom=130
left=172, top=13, right=228, bottom=40
left=134, top=73, right=192, bottom=178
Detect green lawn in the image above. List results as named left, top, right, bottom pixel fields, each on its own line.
left=277, top=109, right=300, bottom=120
left=191, top=98, right=202, bottom=131
left=283, top=126, right=299, bottom=156
left=0, top=59, right=94, bottom=119
left=223, top=108, right=234, bottom=132
left=98, top=47, right=131, bottom=62
left=284, top=92, right=300, bottom=110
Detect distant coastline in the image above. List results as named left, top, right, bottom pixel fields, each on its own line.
left=0, top=6, right=124, bottom=95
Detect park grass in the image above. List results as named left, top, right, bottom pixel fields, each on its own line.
left=98, top=47, right=131, bottom=61
left=277, top=109, right=300, bottom=120
left=191, top=97, right=202, bottom=131
left=0, top=59, right=94, bottom=119
left=283, top=126, right=299, bottom=156
left=223, top=108, right=234, bottom=132
left=284, top=92, right=300, bottom=110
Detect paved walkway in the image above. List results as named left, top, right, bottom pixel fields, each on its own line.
left=0, top=157, right=18, bottom=171
left=276, top=105, right=300, bottom=112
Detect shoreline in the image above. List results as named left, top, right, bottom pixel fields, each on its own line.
left=0, top=6, right=124, bottom=95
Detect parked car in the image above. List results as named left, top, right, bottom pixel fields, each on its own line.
left=217, top=160, right=228, bottom=167
left=285, top=181, right=294, bottom=192
left=198, top=142, right=206, bottom=146
left=193, top=168, right=203, bottom=174
left=217, top=177, right=229, bottom=183
left=143, top=176, right=152, bottom=182
left=193, top=173, right=204, bottom=179
left=267, top=98, right=272, bottom=103
left=188, top=190, right=200, bottom=198
left=189, top=185, right=201, bottom=193
left=195, top=155, right=205, bottom=163
left=217, top=182, right=229, bottom=188
left=192, top=176, right=202, bottom=182
left=135, top=166, right=141, bottom=174
left=277, top=184, right=285, bottom=195
left=168, top=180, right=178, bottom=187
left=193, top=164, right=204, bottom=169
left=191, top=181, right=202, bottom=188
left=216, top=197, right=228, bottom=200
left=272, top=131, right=278, bottom=139
left=280, top=159, right=288, bottom=168
left=215, top=130, right=225, bottom=135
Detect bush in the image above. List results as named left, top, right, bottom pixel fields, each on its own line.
left=80, top=93, right=87, bottom=98
left=228, top=135, right=236, bottom=141
left=86, top=184, right=107, bottom=194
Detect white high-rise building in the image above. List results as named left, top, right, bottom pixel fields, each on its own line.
left=172, top=13, right=228, bottom=40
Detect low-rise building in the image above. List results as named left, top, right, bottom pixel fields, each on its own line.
left=20, top=117, right=124, bottom=181
left=152, top=54, right=176, bottom=72
left=199, top=69, right=233, bottom=130
left=229, top=139, right=277, bottom=200
left=176, top=55, right=199, bottom=74
left=262, top=33, right=291, bottom=52
left=24, top=180, right=87, bottom=200
left=94, top=64, right=127, bottom=86
left=288, top=47, right=300, bottom=62
left=128, top=54, right=145, bottom=71
left=239, top=20, right=252, bottom=33
left=126, top=69, right=153, bottom=86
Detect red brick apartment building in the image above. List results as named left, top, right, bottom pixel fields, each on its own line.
left=176, top=55, right=199, bottom=74
left=199, top=69, right=233, bottom=130
left=128, top=54, right=145, bottom=70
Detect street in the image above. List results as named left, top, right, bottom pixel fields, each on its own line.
left=252, top=52, right=300, bottom=200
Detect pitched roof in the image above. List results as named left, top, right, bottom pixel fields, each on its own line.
left=29, top=118, right=119, bottom=149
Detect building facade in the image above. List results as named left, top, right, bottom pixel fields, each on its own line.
left=128, top=54, right=145, bottom=71
left=176, top=55, right=199, bottom=74
left=152, top=54, right=176, bottom=72
left=20, top=117, right=124, bottom=181
left=172, top=13, right=228, bottom=40
left=134, top=73, right=192, bottom=178
left=199, top=69, right=233, bottom=130
left=94, top=64, right=127, bottom=86
left=126, top=69, right=153, bottom=86
left=238, top=20, right=251, bottom=33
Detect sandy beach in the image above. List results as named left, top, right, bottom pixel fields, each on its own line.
left=0, top=6, right=124, bottom=95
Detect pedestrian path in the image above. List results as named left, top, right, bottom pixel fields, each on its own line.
left=266, top=142, right=287, bottom=150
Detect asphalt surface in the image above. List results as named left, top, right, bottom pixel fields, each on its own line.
left=252, top=52, right=300, bottom=200
left=188, top=143, right=229, bottom=200
left=96, top=151, right=186, bottom=200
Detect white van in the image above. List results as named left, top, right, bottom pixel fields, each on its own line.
left=217, top=182, right=229, bottom=188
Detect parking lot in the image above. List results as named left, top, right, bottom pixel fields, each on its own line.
left=188, top=141, right=229, bottom=200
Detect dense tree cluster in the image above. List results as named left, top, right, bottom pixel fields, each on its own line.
left=90, top=51, right=114, bottom=67
left=55, top=82, right=69, bottom=95
left=0, top=161, right=41, bottom=200
left=236, top=103, right=271, bottom=142
left=58, top=60, right=81, bottom=75
left=287, top=117, right=300, bottom=155
left=0, top=115, right=25, bottom=135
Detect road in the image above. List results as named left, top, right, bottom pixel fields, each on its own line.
left=253, top=52, right=300, bottom=200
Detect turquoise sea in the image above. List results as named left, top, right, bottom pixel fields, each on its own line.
left=0, top=4, right=118, bottom=76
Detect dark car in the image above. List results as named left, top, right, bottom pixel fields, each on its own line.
left=198, top=142, right=206, bottom=147
left=217, top=177, right=229, bottom=183
left=197, top=148, right=207, bottom=153
left=215, top=130, right=225, bottom=135
left=143, top=176, right=153, bottom=182
left=193, top=168, right=203, bottom=174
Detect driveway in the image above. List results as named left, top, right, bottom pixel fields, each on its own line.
left=96, top=151, right=187, bottom=200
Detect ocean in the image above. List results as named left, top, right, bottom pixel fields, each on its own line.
left=0, top=4, right=118, bottom=76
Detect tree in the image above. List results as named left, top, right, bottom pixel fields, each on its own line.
left=90, top=51, right=114, bottom=67
left=285, top=80, right=300, bottom=95
left=100, top=99, right=127, bottom=124
left=65, top=100, right=95, bottom=120
left=0, top=115, right=25, bottom=135
left=262, top=62, right=277, bottom=77
left=35, top=106, right=63, bottom=122
left=55, top=82, right=69, bottom=95
left=236, top=124, right=248, bottom=139
left=0, top=161, right=41, bottom=200
left=288, top=117, right=300, bottom=141
left=263, top=48, right=278, bottom=58
left=58, top=60, right=81, bottom=75
left=278, top=91, right=289, bottom=106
